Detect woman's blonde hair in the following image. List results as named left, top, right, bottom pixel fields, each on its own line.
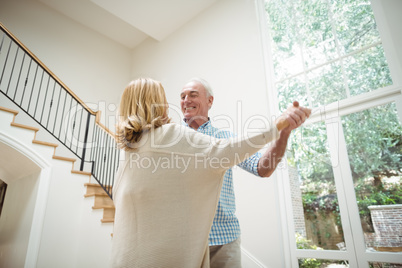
left=116, top=78, right=170, bottom=150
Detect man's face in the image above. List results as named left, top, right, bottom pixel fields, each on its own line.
left=180, top=81, right=213, bottom=122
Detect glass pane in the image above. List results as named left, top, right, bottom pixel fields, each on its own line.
left=298, top=258, right=349, bottom=268
left=342, top=103, right=402, bottom=253
left=307, top=62, right=347, bottom=107
left=266, top=0, right=393, bottom=104
left=276, top=76, right=308, bottom=112
left=266, top=0, right=303, bottom=81
left=296, top=0, right=338, bottom=69
left=288, top=122, right=346, bottom=250
left=345, top=45, right=393, bottom=96
left=369, top=262, right=402, bottom=268
left=331, top=0, right=381, bottom=55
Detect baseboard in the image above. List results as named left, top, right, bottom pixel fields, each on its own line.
left=241, top=247, right=268, bottom=268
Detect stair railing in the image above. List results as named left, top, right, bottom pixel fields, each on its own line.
left=0, top=22, right=118, bottom=199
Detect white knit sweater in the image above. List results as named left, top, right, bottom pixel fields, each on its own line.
left=111, top=123, right=279, bottom=268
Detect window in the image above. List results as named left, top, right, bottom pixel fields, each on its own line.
left=262, top=0, right=402, bottom=267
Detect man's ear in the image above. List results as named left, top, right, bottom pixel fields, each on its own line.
left=208, top=96, right=214, bottom=109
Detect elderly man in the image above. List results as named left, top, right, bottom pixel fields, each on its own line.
left=180, top=77, right=311, bottom=268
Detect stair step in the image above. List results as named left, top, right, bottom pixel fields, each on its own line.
left=0, top=106, right=19, bottom=115
left=52, top=155, right=76, bottom=162
left=103, top=207, right=115, bottom=219
left=32, top=139, right=58, bottom=148
left=71, top=170, right=91, bottom=176
left=94, top=194, right=114, bottom=207
left=84, top=192, right=108, bottom=198
left=92, top=205, right=115, bottom=210
left=10, top=122, right=39, bottom=132
left=101, top=218, right=114, bottom=223
left=85, top=184, right=112, bottom=196
left=85, top=183, right=106, bottom=187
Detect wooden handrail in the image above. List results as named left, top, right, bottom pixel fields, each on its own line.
left=0, top=21, right=116, bottom=137
left=95, top=111, right=116, bottom=138
left=0, top=22, right=96, bottom=115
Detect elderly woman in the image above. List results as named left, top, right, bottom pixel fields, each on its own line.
left=111, top=78, right=294, bottom=268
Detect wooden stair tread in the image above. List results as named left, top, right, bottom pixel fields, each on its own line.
left=101, top=218, right=114, bottom=223
left=92, top=205, right=115, bottom=210
left=10, top=122, right=39, bottom=132
left=52, top=155, right=76, bottom=162
left=0, top=106, right=19, bottom=115
left=84, top=192, right=109, bottom=198
left=32, top=139, right=58, bottom=147
left=84, top=182, right=112, bottom=187
left=71, top=170, right=91, bottom=176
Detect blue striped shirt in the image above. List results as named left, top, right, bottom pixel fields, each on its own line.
left=183, top=120, right=262, bottom=246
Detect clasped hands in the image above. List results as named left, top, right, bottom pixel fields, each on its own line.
left=276, top=101, right=312, bottom=132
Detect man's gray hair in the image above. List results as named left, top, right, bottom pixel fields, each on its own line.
left=189, top=77, right=214, bottom=97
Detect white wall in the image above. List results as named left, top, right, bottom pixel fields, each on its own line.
left=371, top=0, right=402, bottom=86
left=0, top=109, right=113, bottom=268
left=131, top=0, right=284, bottom=266
left=0, top=171, right=40, bottom=268
left=0, top=0, right=132, bottom=130
left=35, top=158, right=112, bottom=268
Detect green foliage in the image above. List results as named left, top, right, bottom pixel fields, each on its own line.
left=302, top=180, right=402, bottom=234
left=296, top=234, right=349, bottom=267
left=343, top=104, right=402, bottom=182
left=296, top=233, right=325, bottom=268
left=267, top=0, right=401, bottom=260
left=266, top=0, right=393, bottom=109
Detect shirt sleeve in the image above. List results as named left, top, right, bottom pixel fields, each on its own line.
left=237, top=151, right=262, bottom=177
left=218, top=129, right=262, bottom=177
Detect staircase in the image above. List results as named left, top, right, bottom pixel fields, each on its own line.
left=0, top=22, right=118, bottom=228
left=0, top=105, right=116, bottom=224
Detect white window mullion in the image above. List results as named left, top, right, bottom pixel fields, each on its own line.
left=276, top=167, right=300, bottom=268
left=326, top=0, right=351, bottom=99
left=395, top=94, right=402, bottom=125
left=326, top=114, right=364, bottom=268
left=371, top=0, right=402, bottom=86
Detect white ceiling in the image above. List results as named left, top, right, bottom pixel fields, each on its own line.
left=38, top=0, right=219, bottom=49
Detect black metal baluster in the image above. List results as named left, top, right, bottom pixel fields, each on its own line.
left=113, top=142, right=119, bottom=196
left=40, top=75, right=51, bottom=124
left=109, top=138, right=118, bottom=195
left=46, top=80, right=57, bottom=128
left=80, top=112, right=91, bottom=171
left=94, top=127, right=103, bottom=180
left=52, top=85, right=62, bottom=134
left=90, top=121, right=98, bottom=166
left=0, top=40, right=12, bottom=88
left=33, top=69, right=45, bottom=119
left=58, top=90, right=68, bottom=138
left=69, top=100, right=79, bottom=149
left=6, top=46, right=19, bottom=96
left=13, top=52, right=26, bottom=101
left=92, top=126, right=101, bottom=178
left=0, top=31, right=6, bottom=52
left=27, top=64, right=39, bottom=113
left=99, top=129, right=107, bottom=186
left=104, top=135, right=111, bottom=193
left=76, top=104, right=84, bottom=154
left=20, top=57, right=32, bottom=107
left=64, top=95, right=73, bottom=145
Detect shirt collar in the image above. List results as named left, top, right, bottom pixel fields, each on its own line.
left=183, top=118, right=211, bottom=131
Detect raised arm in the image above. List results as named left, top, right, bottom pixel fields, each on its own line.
left=257, top=101, right=311, bottom=177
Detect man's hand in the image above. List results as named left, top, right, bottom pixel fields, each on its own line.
left=259, top=101, right=311, bottom=177
left=276, top=101, right=311, bottom=132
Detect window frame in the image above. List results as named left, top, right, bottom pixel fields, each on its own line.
left=256, top=0, right=402, bottom=267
